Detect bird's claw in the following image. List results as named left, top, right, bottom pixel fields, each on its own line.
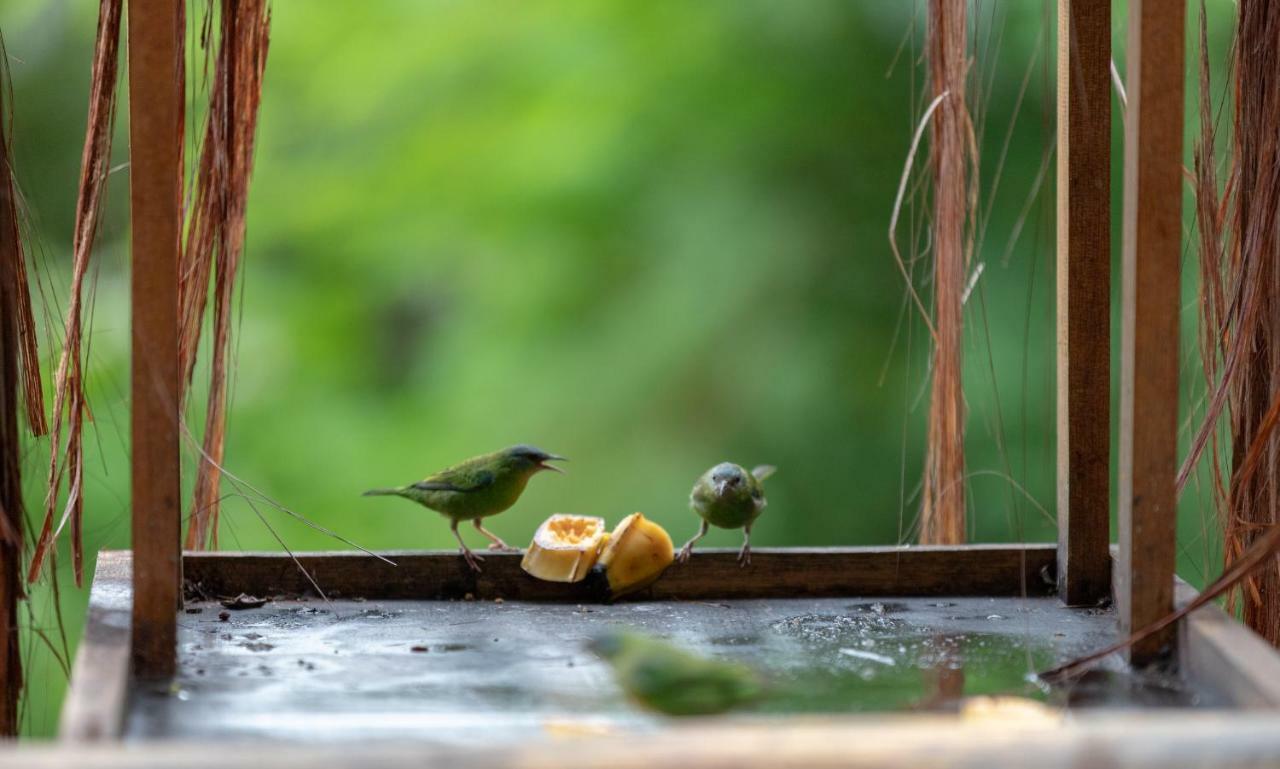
left=486, top=541, right=515, bottom=551
left=737, top=546, right=751, bottom=568
left=677, top=544, right=694, bottom=565
left=461, top=548, right=484, bottom=573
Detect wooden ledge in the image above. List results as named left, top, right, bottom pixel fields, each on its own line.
left=181, top=544, right=1059, bottom=601
left=28, top=712, right=1280, bottom=767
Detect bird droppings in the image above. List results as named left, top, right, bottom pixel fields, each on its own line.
left=838, top=647, right=897, bottom=666
left=410, top=645, right=429, bottom=653
left=217, top=611, right=230, bottom=622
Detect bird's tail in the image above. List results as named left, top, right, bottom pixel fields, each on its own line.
left=362, top=487, right=403, bottom=498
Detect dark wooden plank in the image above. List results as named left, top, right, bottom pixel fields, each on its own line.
left=1116, top=0, right=1185, bottom=665
left=127, top=0, right=184, bottom=679
left=1055, top=0, right=1111, bottom=607
left=58, top=552, right=132, bottom=741
left=18, top=712, right=1280, bottom=769
left=181, top=545, right=1058, bottom=601
left=1175, top=579, right=1280, bottom=708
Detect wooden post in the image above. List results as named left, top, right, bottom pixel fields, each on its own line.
left=1055, top=0, right=1112, bottom=606
left=128, top=0, right=184, bottom=678
left=1117, top=0, right=1185, bottom=665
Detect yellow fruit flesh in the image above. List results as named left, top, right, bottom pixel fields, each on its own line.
left=521, top=514, right=608, bottom=583
left=597, top=512, right=674, bottom=598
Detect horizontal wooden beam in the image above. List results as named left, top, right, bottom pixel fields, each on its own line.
left=26, top=712, right=1280, bottom=768
left=181, top=544, right=1058, bottom=601
left=59, top=552, right=132, bottom=742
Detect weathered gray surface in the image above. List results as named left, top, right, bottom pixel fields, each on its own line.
left=126, top=595, right=1209, bottom=744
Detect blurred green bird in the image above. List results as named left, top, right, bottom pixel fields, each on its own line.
left=678, top=462, right=776, bottom=567
left=363, top=444, right=566, bottom=571
left=588, top=629, right=763, bottom=717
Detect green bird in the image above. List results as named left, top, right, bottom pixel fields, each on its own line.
left=363, top=445, right=566, bottom=572
left=678, top=462, right=775, bottom=567
left=588, top=629, right=763, bottom=716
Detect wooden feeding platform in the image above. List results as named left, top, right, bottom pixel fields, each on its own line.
left=7, top=0, right=1280, bottom=766
left=60, top=545, right=1280, bottom=750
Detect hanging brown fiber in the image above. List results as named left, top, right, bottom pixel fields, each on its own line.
left=0, top=28, right=36, bottom=736
left=0, top=41, right=44, bottom=441
left=1181, top=0, right=1280, bottom=646
left=181, top=0, right=272, bottom=550
left=26, top=0, right=123, bottom=587
left=920, top=0, right=977, bottom=545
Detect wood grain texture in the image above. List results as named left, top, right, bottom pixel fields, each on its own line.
left=1055, top=0, right=1111, bottom=608
left=17, top=713, right=1280, bottom=768
left=59, top=552, right=132, bottom=741
left=1176, top=579, right=1280, bottom=708
left=127, top=0, right=184, bottom=679
left=181, top=545, right=1058, bottom=601
left=1117, top=0, right=1185, bottom=665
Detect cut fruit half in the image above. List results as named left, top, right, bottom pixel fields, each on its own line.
left=521, top=514, right=609, bottom=583
left=596, top=512, right=674, bottom=599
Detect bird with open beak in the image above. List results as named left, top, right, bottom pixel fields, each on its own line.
left=363, top=445, right=566, bottom=571
left=678, top=461, right=776, bottom=567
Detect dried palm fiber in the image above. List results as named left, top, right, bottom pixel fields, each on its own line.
left=1181, top=0, right=1280, bottom=645
left=0, top=30, right=34, bottom=736
left=0, top=50, right=45, bottom=441
left=1222, top=0, right=1280, bottom=646
left=26, top=0, right=123, bottom=587
left=920, top=0, right=978, bottom=545
left=180, top=0, right=271, bottom=550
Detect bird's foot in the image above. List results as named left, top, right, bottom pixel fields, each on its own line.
left=461, top=548, right=485, bottom=573
left=677, top=543, right=695, bottom=564
left=486, top=540, right=515, bottom=551
left=737, top=544, right=751, bottom=568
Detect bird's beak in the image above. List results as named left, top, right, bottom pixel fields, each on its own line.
left=714, top=479, right=729, bottom=496
left=538, top=455, right=568, bottom=474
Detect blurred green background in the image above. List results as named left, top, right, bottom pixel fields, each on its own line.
left=3, top=0, right=1237, bottom=737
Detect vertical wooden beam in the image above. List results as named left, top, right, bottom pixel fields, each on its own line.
left=128, top=0, right=184, bottom=678
left=1117, top=0, right=1185, bottom=665
left=1055, top=0, right=1112, bottom=606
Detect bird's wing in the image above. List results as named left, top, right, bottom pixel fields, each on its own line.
left=412, top=468, right=496, bottom=493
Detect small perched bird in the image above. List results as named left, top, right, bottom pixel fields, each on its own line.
left=363, top=445, right=566, bottom=572
left=678, top=462, right=775, bottom=567
left=588, top=629, right=762, bottom=716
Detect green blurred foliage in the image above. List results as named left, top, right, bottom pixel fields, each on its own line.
left=1, top=0, right=1237, bottom=737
